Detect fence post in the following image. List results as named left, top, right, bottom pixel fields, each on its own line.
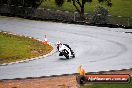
left=74, top=12, right=78, bottom=22
left=127, top=17, right=130, bottom=27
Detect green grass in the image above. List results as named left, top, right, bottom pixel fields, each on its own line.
left=40, top=0, right=132, bottom=17
left=80, top=78, right=132, bottom=88
left=0, top=32, right=53, bottom=64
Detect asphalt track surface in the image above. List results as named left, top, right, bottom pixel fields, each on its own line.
left=0, top=17, right=132, bottom=79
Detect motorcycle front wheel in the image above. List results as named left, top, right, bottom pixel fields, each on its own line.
left=62, top=49, right=69, bottom=59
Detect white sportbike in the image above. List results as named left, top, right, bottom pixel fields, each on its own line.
left=57, top=44, right=75, bottom=59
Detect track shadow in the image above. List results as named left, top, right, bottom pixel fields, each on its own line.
left=59, top=58, right=69, bottom=60
left=59, top=57, right=75, bottom=60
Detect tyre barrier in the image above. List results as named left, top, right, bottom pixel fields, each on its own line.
left=76, top=75, right=86, bottom=84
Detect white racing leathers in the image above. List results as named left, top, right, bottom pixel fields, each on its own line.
left=57, top=44, right=75, bottom=59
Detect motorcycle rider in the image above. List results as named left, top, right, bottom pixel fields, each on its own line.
left=56, top=41, right=75, bottom=58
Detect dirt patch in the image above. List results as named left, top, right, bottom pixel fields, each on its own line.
left=0, top=75, right=78, bottom=88
left=0, top=69, right=132, bottom=88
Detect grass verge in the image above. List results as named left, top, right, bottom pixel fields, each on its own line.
left=0, top=32, right=53, bottom=64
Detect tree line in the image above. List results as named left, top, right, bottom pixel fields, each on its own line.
left=0, top=0, right=112, bottom=20
left=0, top=0, right=42, bottom=8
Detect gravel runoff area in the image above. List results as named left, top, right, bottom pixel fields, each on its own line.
left=0, top=69, right=132, bottom=88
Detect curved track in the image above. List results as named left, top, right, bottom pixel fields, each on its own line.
left=0, top=17, right=132, bottom=79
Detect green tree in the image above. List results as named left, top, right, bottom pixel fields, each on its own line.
left=55, top=0, right=112, bottom=20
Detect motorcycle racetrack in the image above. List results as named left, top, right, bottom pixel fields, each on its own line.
left=0, top=16, right=132, bottom=79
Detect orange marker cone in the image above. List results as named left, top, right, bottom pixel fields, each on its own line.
left=43, top=35, right=48, bottom=44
